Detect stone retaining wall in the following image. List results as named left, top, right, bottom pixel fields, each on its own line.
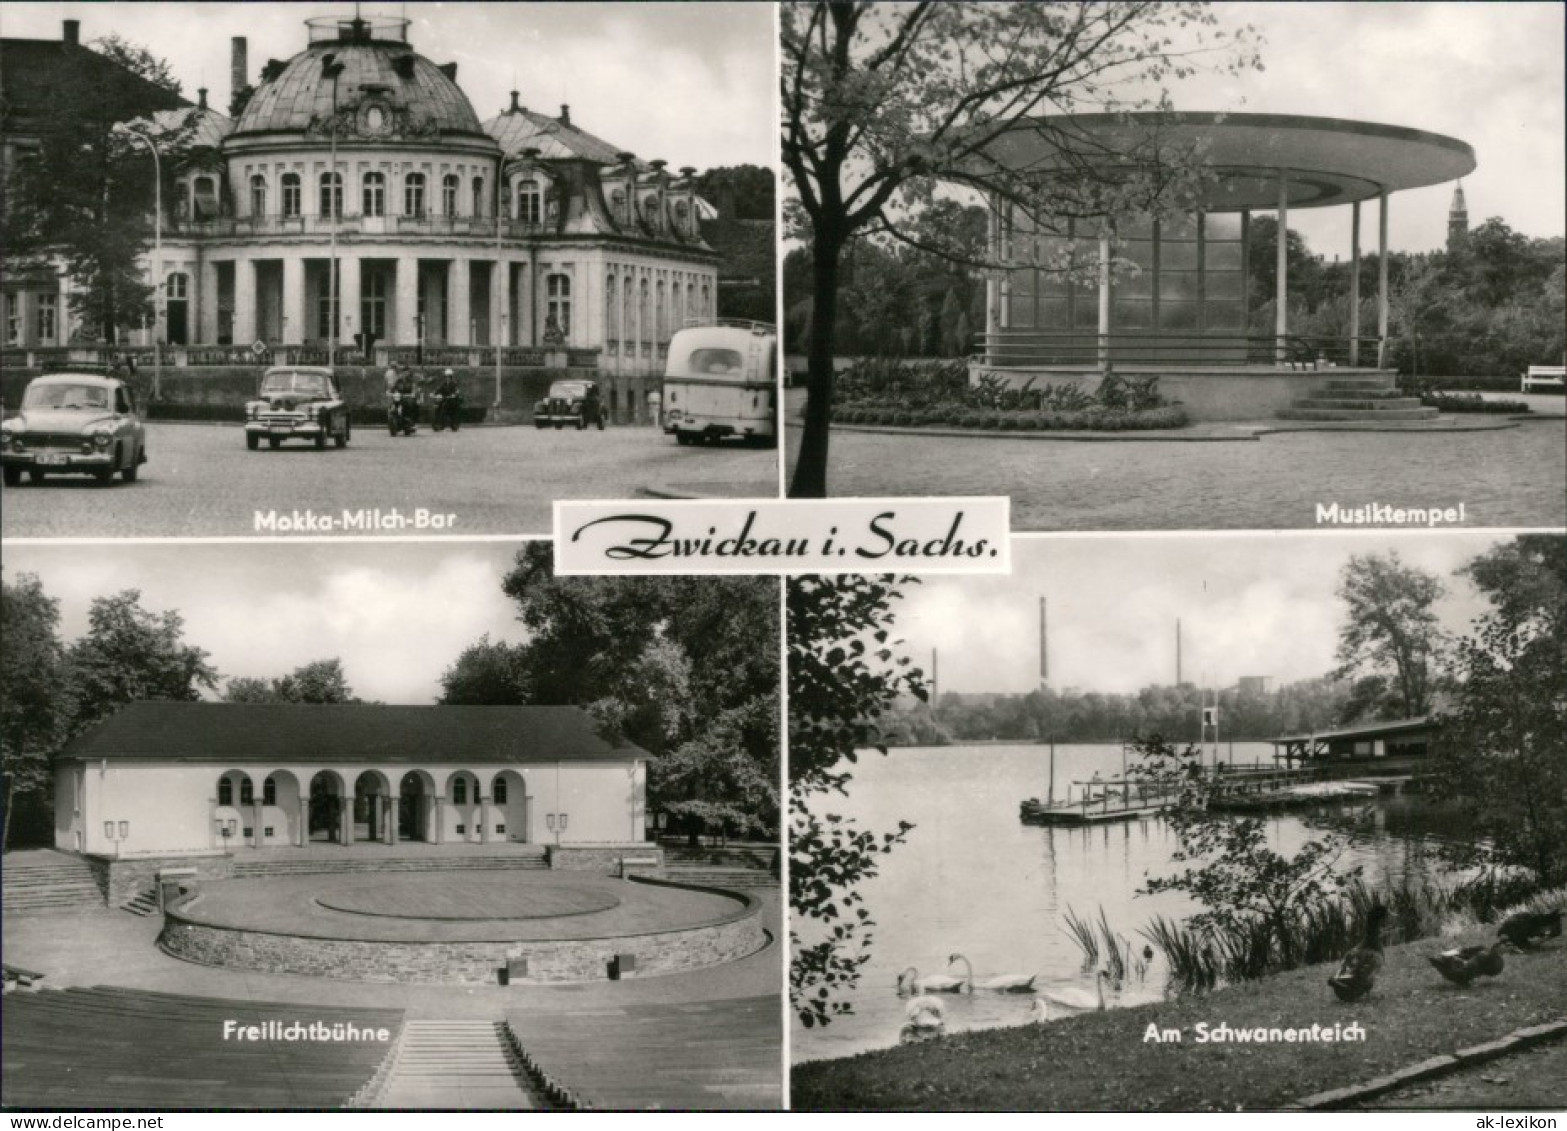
left=156, top=878, right=762, bottom=984
left=547, top=844, right=665, bottom=872
left=85, top=853, right=235, bottom=906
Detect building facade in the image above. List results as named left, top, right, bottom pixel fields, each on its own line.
left=5, top=14, right=719, bottom=377
left=55, top=702, right=650, bottom=857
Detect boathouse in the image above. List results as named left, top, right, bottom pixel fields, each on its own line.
left=1269, top=716, right=1438, bottom=769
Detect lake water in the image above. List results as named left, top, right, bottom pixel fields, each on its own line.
left=792, top=742, right=1456, bottom=1064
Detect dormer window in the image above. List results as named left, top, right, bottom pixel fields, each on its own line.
left=517, top=178, right=541, bottom=224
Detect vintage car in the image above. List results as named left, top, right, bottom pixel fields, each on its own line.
left=1, top=372, right=147, bottom=486
left=245, top=366, right=351, bottom=450
left=533, top=379, right=606, bottom=430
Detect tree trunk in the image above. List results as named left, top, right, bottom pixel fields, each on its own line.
left=789, top=228, right=845, bottom=498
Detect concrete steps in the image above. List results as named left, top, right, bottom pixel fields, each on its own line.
left=231, top=851, right=548, bottom=879
left=1281, top=374, right=1439, bottom=422
left=121, top=888, right=160, bottom=916
left=370, top=1020, right=541, bottom=1110
left=660, top=867, right=779, bottom=890
left=1, top=851, right=104, bottom=912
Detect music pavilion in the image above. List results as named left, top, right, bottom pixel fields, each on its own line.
left=971, top=112, right=1475, bottom=420
left=54, top=702, right=649, bottom=857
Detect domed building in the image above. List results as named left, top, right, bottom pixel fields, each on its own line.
left=37, top=13, right=720, bottom=384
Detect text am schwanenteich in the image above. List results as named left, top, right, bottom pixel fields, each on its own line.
left=571, top=510, right=999, bottom=561
left=1142, top=1020, right=1368, bottom=1044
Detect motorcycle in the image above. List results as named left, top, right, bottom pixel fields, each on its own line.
left=431, top=389, right=464, bottom=432
left=387, top=390, right=420, bottom=436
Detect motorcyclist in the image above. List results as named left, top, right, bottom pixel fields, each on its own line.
left=433, top=368, right=463, bottom=429
left=392, top=368, right=420, bottom=428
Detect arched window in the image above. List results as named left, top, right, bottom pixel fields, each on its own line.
left=452, top=777, right=467, bottom=804
left=239, top=777, right=254, bottom=806
left=217, top=777, right=233, bottom=806
left=701, top=283, right=711, bottom=318
left=546, top=273, right=572, bottom=339
left=670, top=281, right=682, bottom=332
left=281, top=173, right=302, bottom=218
left=250, top=174, right=266, bottom=217
left=472, top=176, right=485, bottom=217
left=319, top=171, right=342, bottom=218
left=404, top=172, right=426, bottom=217
left=656, top=280, right=668, bottom=341
left=442, top=174, right=459, bottom=218
left=363, top=171, right=385, bottom=217
left=638, top=278, right=650, bottom=345
left=517, top=179, right=541, bottom=225
left=493, top=778, right=508, bottom=804
left=263, top=777, right=277, bottom=806
left=166, top=273, right=188, bottom=301
left=606, top=275, right=618, bottom=340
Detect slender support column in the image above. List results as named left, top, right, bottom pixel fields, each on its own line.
left=450, top=258, right=471, bottom=346
left=1096, top=224, right=1111, bottom=372
left=337, top=256, right=360, bottom=352
left=253, top=802, right=264, bottom=848
left=340, top=797, right=353, bottom=846
left=1349, top=201, right=1362, bottom=366
left=479, top=796, right=492, bottom=844
left=233, top=258, right=257, bottom=345
left=394, top=257, right=419, bottom=346
left=1376, top=189, right=1390, bottom=369
left=387, top=797, right=399, bottom=845
left=1275, top=170, right=1289, bottom=365
left=295, top=795, right=305, bottom=847
left=282, top=256, right=306, bottom=346
left=432, top=795, right=445, bottom=845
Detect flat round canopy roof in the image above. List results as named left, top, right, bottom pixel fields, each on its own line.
left=974, top=112, right=1475, bottom=210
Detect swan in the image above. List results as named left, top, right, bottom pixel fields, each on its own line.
left=897, top=965, right=967, bottom=995
left=900, top=994, right=946, bottom=1044
left=1035, top=969, right=1109, bottom=1012
left=1026, top=998, right=1051, bottom=1024
left=947, top=953, right=1037, bottom=993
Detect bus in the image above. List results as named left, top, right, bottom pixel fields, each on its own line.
left=660, top=321, right=777, bottom=447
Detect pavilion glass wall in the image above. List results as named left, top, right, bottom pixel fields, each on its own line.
left=1004, top=211, right=1249, bottom=365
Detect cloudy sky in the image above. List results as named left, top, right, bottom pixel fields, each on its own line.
left=3, top=541, right=535, bottom=704
left=893, top=532, right=1516, bottom=697
left=1182, top=2, right=1566, bottom=253
left=4, top=1, right=777, bottom=171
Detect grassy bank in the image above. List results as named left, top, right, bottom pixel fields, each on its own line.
left=792, top=929, right=1567, bottom=1111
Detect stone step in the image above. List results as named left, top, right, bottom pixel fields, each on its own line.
left=122, top=888, right=160, bottom=916
left=1313, top=386, right=1408, bottom=399
left=1277, top=406, right=1441, bottom=422
left=371, top=1021, right=539, bottom=1110
left=1293, top=397, right=1427, bottom=411
left=232, top=855, right=547, bottom=877
left=661, top=868, right=778, bottom=888
left=1323, top=377, right=1398, bottom=391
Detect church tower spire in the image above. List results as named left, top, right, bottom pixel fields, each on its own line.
left=1447, top=181, right=1469, bottom=252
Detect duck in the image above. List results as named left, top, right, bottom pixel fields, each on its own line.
left=897, top=966, right=967, bottom=995
left=1328, top=902, right=1388, bottom=1003
left=1035, top=969, right=1109, bottom=1012
left=946, top=953, right=1037, bottom=994
left=1427, top=941, right=1506, bottom=987
left=899, top=993, right=947, bottom=1043
left=1497, top=908, right=1562, bottom=951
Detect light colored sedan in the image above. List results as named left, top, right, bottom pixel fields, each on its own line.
left=1, top=372, right=147, bottom=486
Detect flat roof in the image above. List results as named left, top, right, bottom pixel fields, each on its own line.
left=971, top=112, right=1476, bottom=210
left=57, top=702, right=647, bottom=765
left=1270, top=716, right=1436, bottom=746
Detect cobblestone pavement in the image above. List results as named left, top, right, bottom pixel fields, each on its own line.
left=786, top=408, right=1566, bottom=530
left=1, top=422, right=777, bottom=539
left=1357, top=1036, right=1567, bottom=1110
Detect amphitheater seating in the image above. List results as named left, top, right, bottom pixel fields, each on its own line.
left=1, top=986, right=402, bottom=1109
left=507, top=996, right=780, bottom=1110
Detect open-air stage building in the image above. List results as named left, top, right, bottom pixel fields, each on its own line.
left=973, top=112, right=1477, bottom=420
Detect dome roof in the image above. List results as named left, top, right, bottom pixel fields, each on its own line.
left=234, top=29, right=485, bottom=139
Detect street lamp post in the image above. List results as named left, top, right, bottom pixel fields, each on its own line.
left=117, top=125, right=162, bottom=400
left=321, top=54, right=345, bottom=368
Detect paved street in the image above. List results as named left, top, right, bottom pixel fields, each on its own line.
left=1, top=421, right=779, bottom=539
left=785, top=391, right=1566, bottom=530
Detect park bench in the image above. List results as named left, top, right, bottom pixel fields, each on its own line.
left=1521, top=365, right=1565, bottom=392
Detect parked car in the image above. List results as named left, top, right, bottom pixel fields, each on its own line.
left=1, top=372, right=147, bottom=486
left=245, top=366, right=351, bottom=450
left=533, top=379, right=606, bottom=430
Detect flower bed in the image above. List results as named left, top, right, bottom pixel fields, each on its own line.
left=829, top=357, right=1188, bottom=432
